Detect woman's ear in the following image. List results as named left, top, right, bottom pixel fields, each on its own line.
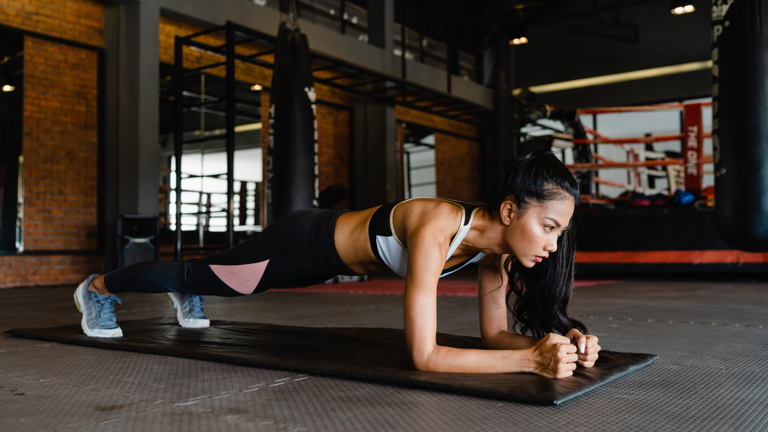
left=499, top=199, right=518, bottom=225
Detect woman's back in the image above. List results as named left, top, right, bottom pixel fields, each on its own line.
left=334, top=198, right=487, bottom=277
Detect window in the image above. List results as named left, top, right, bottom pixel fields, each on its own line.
left=0, top=27, right=24, bottom=252
left=402, top=123, right=436, bottom=199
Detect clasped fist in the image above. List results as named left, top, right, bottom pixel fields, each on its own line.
left=565, top=328, right=600, bottom=368
left=531, top=333, right=578, bottom=379
left=530, top=330, right=601, bottom=379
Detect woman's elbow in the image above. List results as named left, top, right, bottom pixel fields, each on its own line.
left=409, top=346, right=438, bottom=372
left=410, top=353, right=433, bottom=371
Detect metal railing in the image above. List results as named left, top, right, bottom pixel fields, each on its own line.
left=158, top=167, right=261, bottom=249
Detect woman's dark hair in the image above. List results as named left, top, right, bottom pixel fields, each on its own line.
left=486, top=148, right=586, bottom=338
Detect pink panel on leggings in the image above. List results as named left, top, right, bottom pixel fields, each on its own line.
left=209, top=260, right=269, bottom=295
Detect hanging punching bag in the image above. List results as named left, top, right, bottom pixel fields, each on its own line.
left=266, top=21, right=318, bottom=225
left=712, top=0, right=768, bottom=252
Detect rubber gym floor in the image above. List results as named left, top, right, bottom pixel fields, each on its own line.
left=2, top=272, right=768, bottom=431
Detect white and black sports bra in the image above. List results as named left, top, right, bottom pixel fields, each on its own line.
left=367, top=198, right=486, bottom=278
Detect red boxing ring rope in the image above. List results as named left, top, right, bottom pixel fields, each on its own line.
left=567, top=156, right=713, bottom=171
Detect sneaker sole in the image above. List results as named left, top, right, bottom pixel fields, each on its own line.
left=165, top=293, right=210, bottom=328
left=74, top=279, right=123, bottom=338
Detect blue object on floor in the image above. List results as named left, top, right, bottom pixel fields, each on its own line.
left=674, top=189, right=695, bottom=205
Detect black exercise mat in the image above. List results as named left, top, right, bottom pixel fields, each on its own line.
left=5, top=318, right=657, bottom=405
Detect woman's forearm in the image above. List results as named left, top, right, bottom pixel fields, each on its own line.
left=482, top=330, right=540, bottom=351
left=414, top=345, right=535, bottom=374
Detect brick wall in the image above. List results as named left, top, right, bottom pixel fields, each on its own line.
left=0, top=0, right=104, bottom=47
left=0, top=255, right=100, bottom=288
left=434, top=134, right=484, bottom=202
left=395, top=106, right=484, bottom=202
left=22, top=37, right=100, bottom=251
left=317, top=104, right=350, bottom=209
left=0, top=0, right=104, bottom=288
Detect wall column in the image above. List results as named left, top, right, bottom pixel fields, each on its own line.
left=484, top=39, right=515, bottom=195
left=350, top=97, right=398, bottom=209
left=103, top=0, right=160, bottom=271
left=350, top=0, right=398, bottom=209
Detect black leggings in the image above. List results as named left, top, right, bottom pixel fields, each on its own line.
left=104, top=209, right=358, bottom=297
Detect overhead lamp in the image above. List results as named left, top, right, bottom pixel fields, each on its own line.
left=509, top=28, right=529, bottom=45
left=508, top=26, right=531, bottom=45
left=250, top=84, right=262, bottom=91
left=671, top=0, right=695, bottom=15
left=2, top=85, right=14, bottom=92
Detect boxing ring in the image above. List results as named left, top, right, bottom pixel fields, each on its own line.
left=566, top=102, right=712, bottom=198
left=539, top=102, right=768, bottom=272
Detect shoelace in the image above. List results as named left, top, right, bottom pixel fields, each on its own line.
left=189, top=295, right=205, bottom=318
left=91, top=292, right=122, bottom=326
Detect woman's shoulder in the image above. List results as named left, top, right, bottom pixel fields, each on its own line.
left=388, top=198, right=465, bottom=243
left=397, top=198, right=465, bottom=222
left=395, top=197, right=483, bottom=212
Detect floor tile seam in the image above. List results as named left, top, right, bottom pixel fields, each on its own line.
left=571, top=295, right=723, bottom=318
left=576, top=286, right=729, bottom=308
left=166, top=373, right=316, bottom=404
left=0, top=341, right=62, bottom=353
left=576, top=298, right=768, bottom=310
left=573, top=304, right=646, bottom=319
left=1, top=367, right=320, bottom=410
left=582, top=315, right=766, bottom=329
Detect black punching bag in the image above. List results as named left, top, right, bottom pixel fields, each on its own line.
left=712, top=0, right=768, bottom=252
left=266, top=22, right=318, bottom=225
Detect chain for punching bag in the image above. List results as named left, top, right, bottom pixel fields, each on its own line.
left=265, top=0, right=318, bottom=226
left=712, top=0, right=768, bottom=251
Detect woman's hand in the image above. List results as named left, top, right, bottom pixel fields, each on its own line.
left=565, top=329, right=600, bottom=368
left=529, top=333, right=578, bottom=379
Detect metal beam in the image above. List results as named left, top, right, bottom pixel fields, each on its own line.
left=225, top=23, right=236, bottom=248
left=173, top=35, right=183, bottom=261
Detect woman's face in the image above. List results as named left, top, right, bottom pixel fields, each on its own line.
left=501, top=197, right=575, bottom=268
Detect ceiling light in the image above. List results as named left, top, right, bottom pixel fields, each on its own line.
left=671, top=6, right=694, bottom=14
left=509, top=28, right=529, bottom=46
left=671, top=0, right=695, bottom=15
left=519, top=60, right=712, bottom=94
left=2, top=85, right=14, bottom=92
left=234, top=122, right=262, bottom=132
left=250, top=84, right=262, bottom=91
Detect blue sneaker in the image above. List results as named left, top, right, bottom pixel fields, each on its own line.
left=165, top=293, right=210, bottom=328
left=74, top=274, right=123, bottom=338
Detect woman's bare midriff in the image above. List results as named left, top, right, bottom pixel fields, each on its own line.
left=334, top=207, right=389, bottom=275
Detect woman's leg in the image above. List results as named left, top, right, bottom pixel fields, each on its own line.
left=103, top=259, right=244, bottom=297
left=76, top=209, right=348, bottom=337
left=99, top=209, right=317, bottom=298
